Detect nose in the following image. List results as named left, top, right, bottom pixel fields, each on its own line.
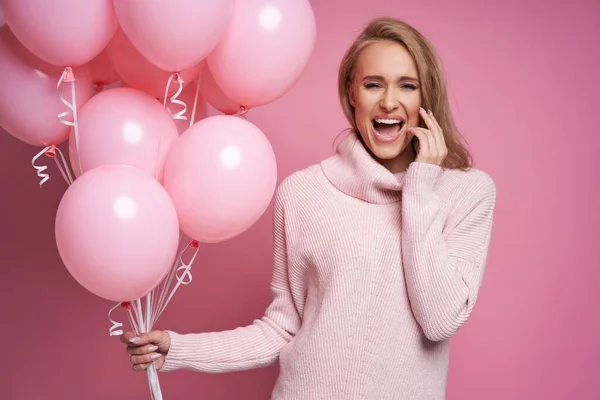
left=379, top=88, right=399, bottom=112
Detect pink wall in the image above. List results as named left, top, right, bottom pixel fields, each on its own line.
left=2, top=0, right=599, bottom=398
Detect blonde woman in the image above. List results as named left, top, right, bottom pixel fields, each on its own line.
left=122, top=17, right=497, bottom=399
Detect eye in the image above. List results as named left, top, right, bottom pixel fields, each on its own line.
left=364, top=83, right=382, bottom=89
left=401, top=84, right=418, bottom=90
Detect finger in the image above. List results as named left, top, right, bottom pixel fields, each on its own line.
left=419, top=107, right=434, bottom=131
left=131, top=352, right=162, bottom=366
left=127, top=344, right=159, bottom=356
left=132, top=362, right=151, bottom=372
left=120, top=331, right=141, bottom=346
left=427, top=110, right=446, bottom=155
left=408, top=127, right=433, bottom=156
left=123, top=330, right=165, bottom=347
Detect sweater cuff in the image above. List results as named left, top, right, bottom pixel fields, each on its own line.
left=160, top=330, right=200, bottom=372
left=406, top=162, right=443, bottom=189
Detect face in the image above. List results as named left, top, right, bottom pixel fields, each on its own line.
left=349, top=40, right=422, bottom=172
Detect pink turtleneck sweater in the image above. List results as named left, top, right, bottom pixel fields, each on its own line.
left=161, top=131, right=497, bottom=399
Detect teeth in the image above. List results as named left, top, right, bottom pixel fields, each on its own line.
left=374, top=119, right=403, bottom=124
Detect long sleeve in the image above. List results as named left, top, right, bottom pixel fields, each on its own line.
left=160, top=182, right=304, bottom=373
left=401, top=162, right=497, bottom=342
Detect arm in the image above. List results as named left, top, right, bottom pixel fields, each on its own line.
left=401, top=162, right=496, bottom=342
left=161, top=182, right=303, bottom=373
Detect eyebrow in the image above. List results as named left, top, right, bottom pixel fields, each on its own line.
left=362, top=75, right=420, bottom=83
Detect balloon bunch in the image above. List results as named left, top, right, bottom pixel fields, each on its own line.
left=0, top=1, right=316, bottom=398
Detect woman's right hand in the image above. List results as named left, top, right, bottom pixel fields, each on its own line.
left=120, top=330, right=171, bottom=372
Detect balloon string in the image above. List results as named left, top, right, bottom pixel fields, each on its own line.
left=152, top=238, right=199, bottom=327
left=155, top=241, right=199, bottom=325
left=31, top=146, right=53, bottom=187
left=162, top=73, right=187, bottom=121
left=56, top=67, right=82, bottom=175
left=108, top=303, right=125, bottom=337
left=31, top=145, right=75, bottom=187
left=52, top=146, right=74, bottom=185
left=150, top=232, right=184, bottom=323
left=189, top=71, right=202, bottom=128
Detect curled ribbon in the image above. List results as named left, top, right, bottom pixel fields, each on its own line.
left=57, top=67, right=82, bottom=174
left=175, top=263, right=193, bottom=285
left=162, top=73, right=187, bottom=121
left=108, top=302, right=124, bottom=337
left=31, top=146, right=53, bottom=186
left=30, top=145, right=74, bottom=187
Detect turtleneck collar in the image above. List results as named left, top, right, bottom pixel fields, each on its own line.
left=320, top=131, right=406, bottom=204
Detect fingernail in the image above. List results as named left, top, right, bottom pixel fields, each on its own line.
left=151, top=353, right=161, bottom=360
left=129, top=337, right=140, bottom=343
left=148, top=345, right=158, bottom=352
left=419, top=107, right=426, bottom=113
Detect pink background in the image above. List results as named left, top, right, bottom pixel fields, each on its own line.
left=2, top=0, right=599, bottom=399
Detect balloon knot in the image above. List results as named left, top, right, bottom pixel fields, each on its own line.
left=189, top=240, right=200, bottom=249
left=120, top=302, right=132, bottom=311
left=61, top=67, right=75, bottom=82
left=238, top=106, right=248, bottom=116
left=44, top=145, right=57, bottom=158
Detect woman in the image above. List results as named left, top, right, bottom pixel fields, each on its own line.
left=122, top=17, right=497, bottom=399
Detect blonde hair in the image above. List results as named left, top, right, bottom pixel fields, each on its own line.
left=338, top=17, right=472, bottom=170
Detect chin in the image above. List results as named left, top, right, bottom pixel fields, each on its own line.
left=361, top=130, right=408, bottom=160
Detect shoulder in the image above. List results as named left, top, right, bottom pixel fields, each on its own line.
left=440, top=166, right=497, bottom=204
left=274, top=163, right=324, bottom=204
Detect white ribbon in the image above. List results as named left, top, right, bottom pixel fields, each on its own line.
left=162, top=73, right=187, bottom=121
left=31, top=146, right=52, bottom=187
left=108, top=302, right=124, bottom=337
left=30, top=145, right=75, bottom=187
left=57, top=67, right=82, bottom=174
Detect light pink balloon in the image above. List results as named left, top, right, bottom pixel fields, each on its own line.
left=0, top=27, right=93, bottom=146
left=207, top=0, right=316, bottom=108
left=105, top=28, right=201, bottom=99
left=55, top=164, right=180, bottom=302
left=89, top=49, right=120, bottom=86
left=68, top=87, right=178, bottom=183
left=163, top=115, right=277, bottom=243
left=200, top=64, right=241, bottom=115
left=2, top=0, right=118, bottom=66
left=113, top=0, right=233, bottom=72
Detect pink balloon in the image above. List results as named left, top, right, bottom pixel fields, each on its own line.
left=69, top=87, right=178, bottom=183
left=55, top=164, right=180, bottom=302
left=200, top=64, right=241, bottom=115
left=207, top=0, right=316, bottom=108
left=2, top=0, right=118, bottom=66
left=113, top=0, right=233, bottom=71
left=89, top=49, right=120, bottom=86
left=105, top=28, right=201, bottom=99
left=163, top=115, right=277, bottom=243
left=0, top=27, right=93, bottom=146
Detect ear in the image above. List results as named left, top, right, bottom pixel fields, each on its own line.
left=348, top=81, right=356, bottom=107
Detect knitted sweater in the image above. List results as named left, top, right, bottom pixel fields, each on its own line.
left=161, top=131, right=497, bottom=400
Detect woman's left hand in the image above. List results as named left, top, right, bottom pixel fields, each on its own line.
left=408, top=107, right=448, bottom=166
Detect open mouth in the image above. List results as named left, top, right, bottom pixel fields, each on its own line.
left=372, top=118, right=405, bottom=139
